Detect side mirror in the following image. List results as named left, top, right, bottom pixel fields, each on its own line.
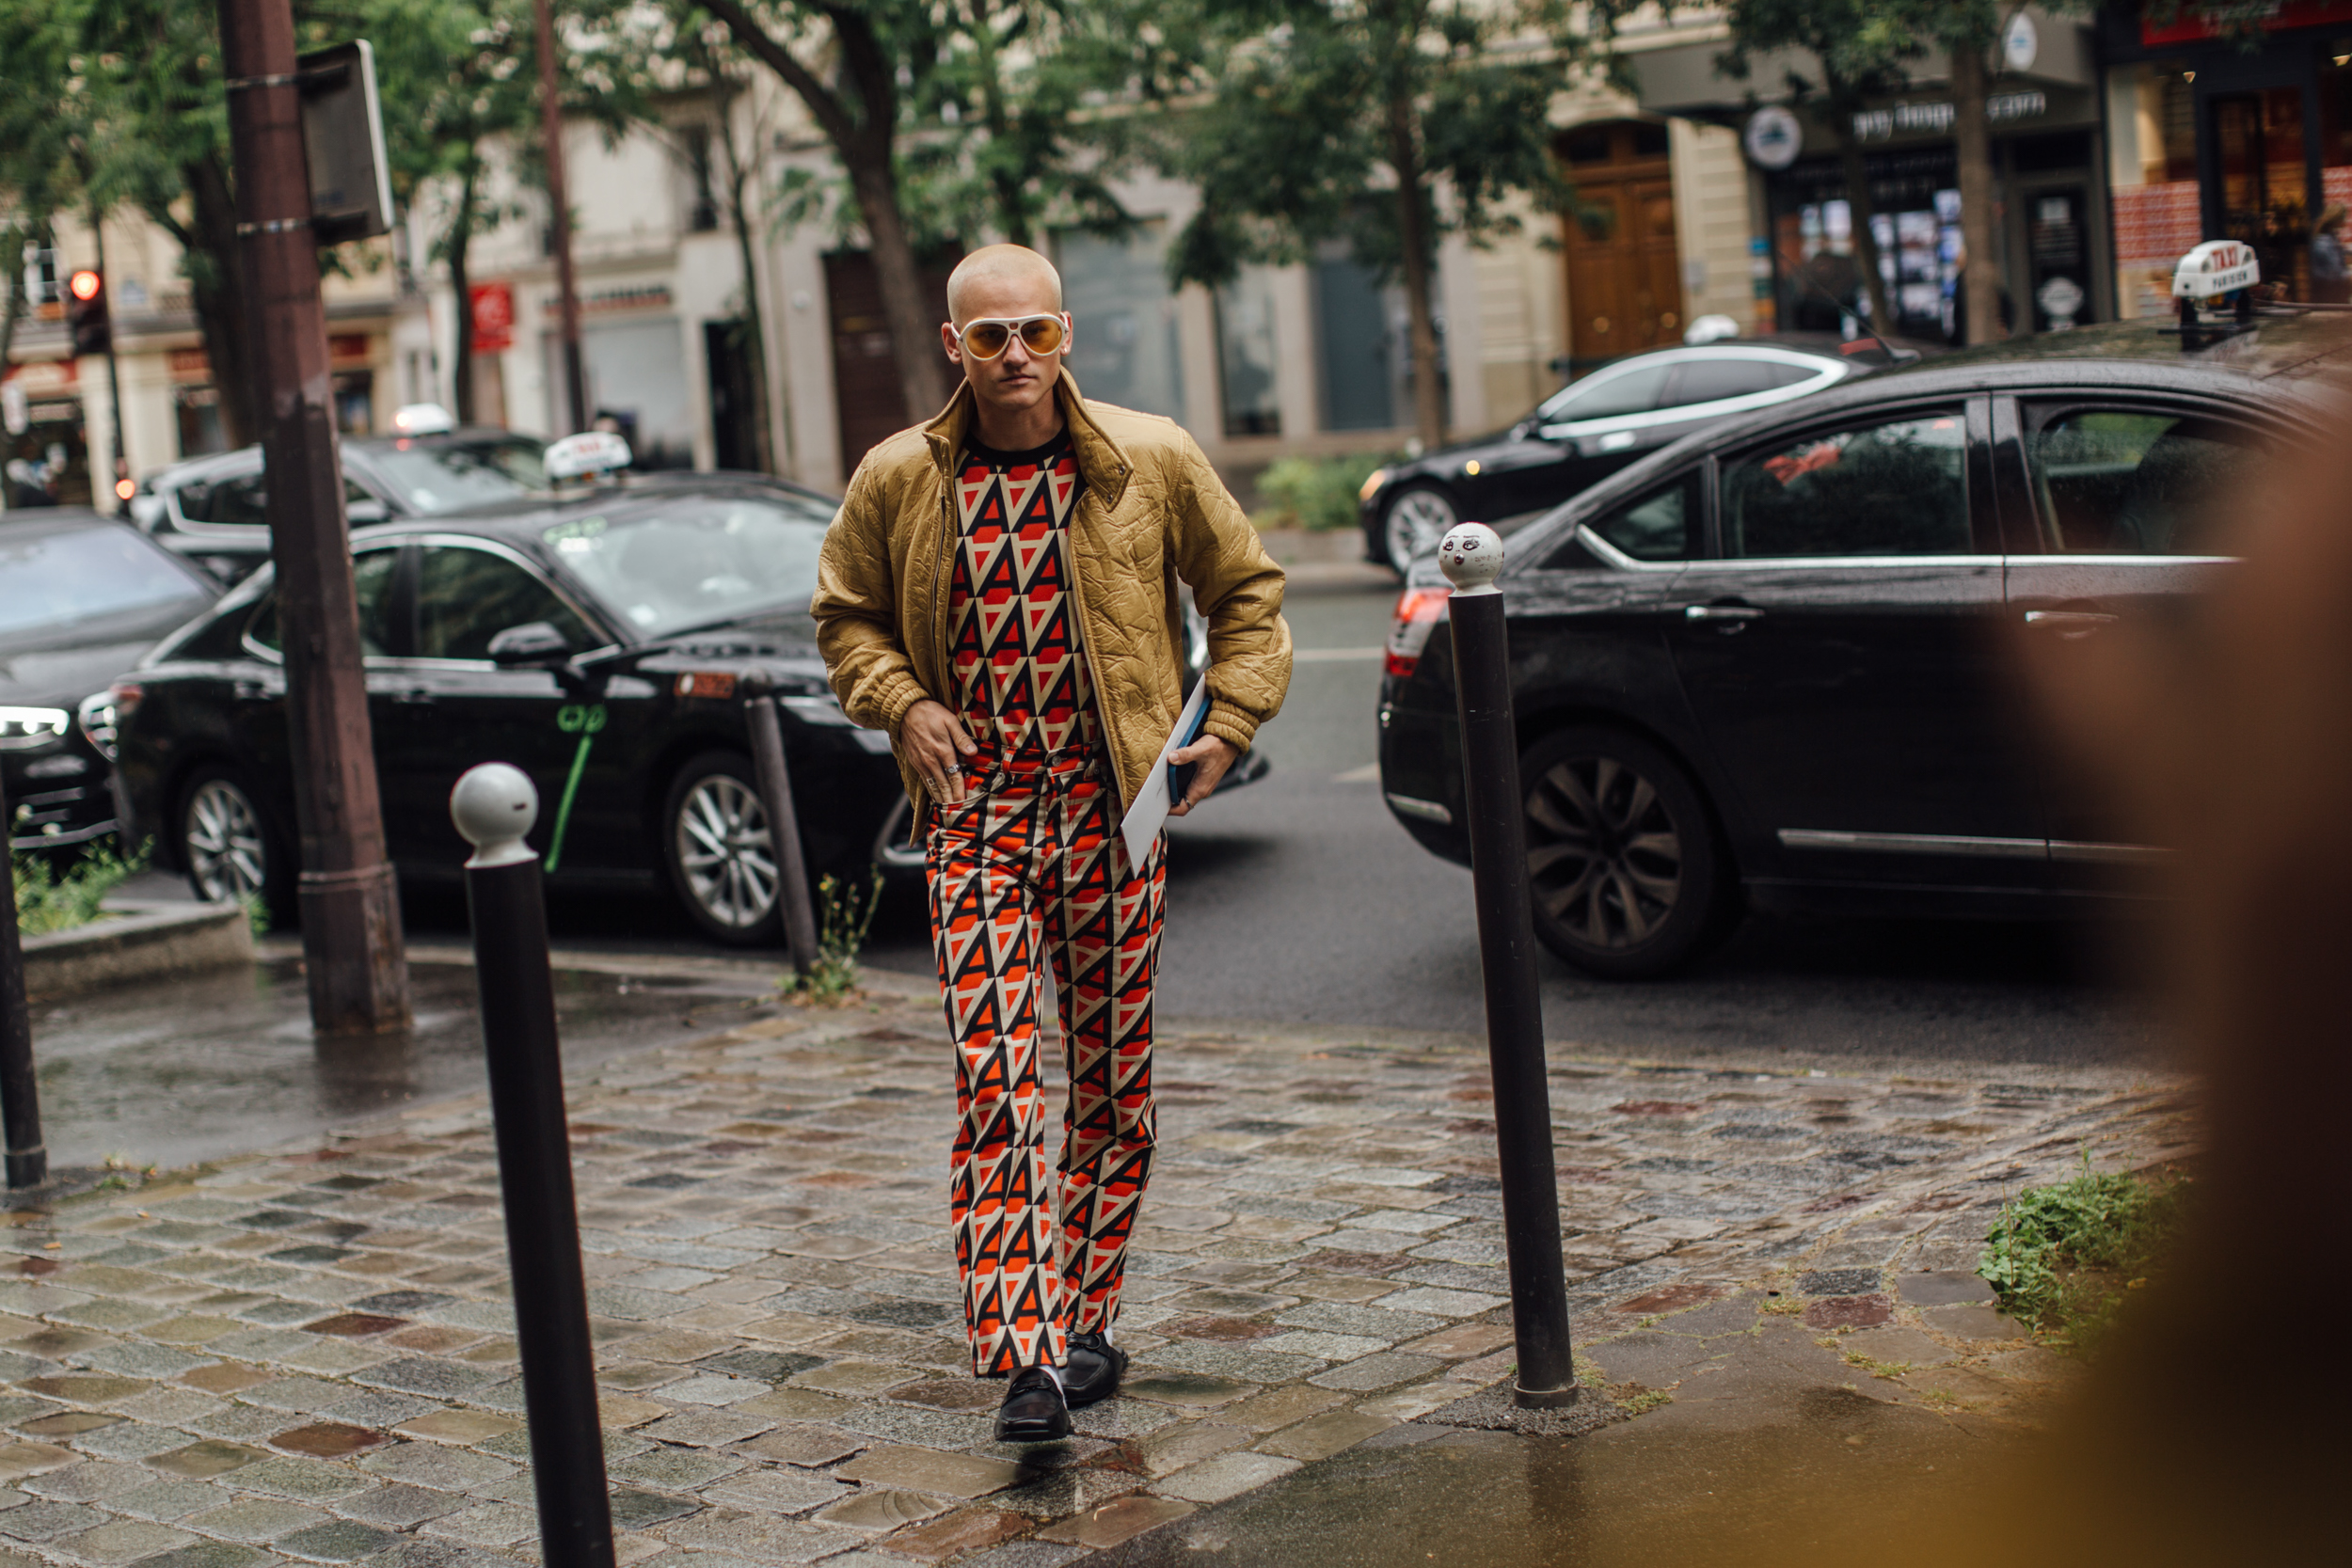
left=487, top=622, right=572, bottom=667
left=347, top=499, right=389, bottom=524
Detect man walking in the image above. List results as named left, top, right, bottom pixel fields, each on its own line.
left=811, top=245, right=1293, bottom=1441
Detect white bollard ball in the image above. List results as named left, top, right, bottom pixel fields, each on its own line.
left=1438, top=522, right=1504, bottom=595
left=451, top=763, right=540, bottom=868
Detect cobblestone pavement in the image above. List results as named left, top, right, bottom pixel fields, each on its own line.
left=0, top=974, right=2194, bottom=1568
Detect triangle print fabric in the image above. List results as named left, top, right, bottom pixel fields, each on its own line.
left=930, top=752, right=1166, bottom=1376
left=948, top=434, right=1100, bottom=757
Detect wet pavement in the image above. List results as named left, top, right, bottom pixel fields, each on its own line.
left=23, top=957, right=775, bottom=1171
left=0, top=967, right=2192, bottom=1566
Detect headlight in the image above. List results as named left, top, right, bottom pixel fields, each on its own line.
left=0, top=707, right=71, bottom=752
left=1359, top=467, right=1391, bottom=503
left=78, top=690, right=124, bottom=762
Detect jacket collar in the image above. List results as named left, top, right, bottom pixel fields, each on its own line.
left=920, top=369, right=1135, bottom=509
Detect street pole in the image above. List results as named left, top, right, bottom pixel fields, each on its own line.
left=738, top=672, right=822, bottom=979
left=0, top=771, right=48, bottom=1190
left=534, top=0, right=587, bottom=435
left=216, top=0, right=411, bottom=1036
left=1438, top=522, right=1578, bottom=1410
left=451, top=765, right=614, bottom=1568
left=91, top=207, right=129, bottom=510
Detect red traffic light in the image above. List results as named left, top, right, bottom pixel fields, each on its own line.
left=68, top=269, right=102, bottom=302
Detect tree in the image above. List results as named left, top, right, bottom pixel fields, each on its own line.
left=1143, top=1, right=1585, bottom=452
left=1714, top=0, right=1924, bottom=337
left=0, top=6, right=88, bottom=380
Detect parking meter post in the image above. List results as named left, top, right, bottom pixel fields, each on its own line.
left=0, top=773, right=47, bottom=1190
left=738, top=672, right=821, bottom=978
left=1438, top=524, right=1578, bottom=1410
left=450, top=766, right=614, bottom=1568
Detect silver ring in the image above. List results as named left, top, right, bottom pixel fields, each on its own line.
left=946, top=765, right=961, bottom=774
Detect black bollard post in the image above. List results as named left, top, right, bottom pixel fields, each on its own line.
left=0, top=771, right=47, bottom=1189
left=738, top=671, right=822, bottom=979
left=1439, top=523, right=1577, bottom=1409
left=449, top=764, right=614, bottom=1568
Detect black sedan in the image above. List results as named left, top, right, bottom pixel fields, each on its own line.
left=111, top=477, right=905, bottom=943
left=1377, top=311, right=2348, bottom=977
left=1358, top=340, right=1868, bottom=571
left=3, top=511, right=218, bottom=854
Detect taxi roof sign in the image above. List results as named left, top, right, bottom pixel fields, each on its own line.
left=546, top=430, right=632, bottom=481
left=2173, top=241, right=2261, bottom=301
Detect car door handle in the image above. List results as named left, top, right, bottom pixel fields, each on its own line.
left=1685, top=602, right=1764, bottom=631
left=231, top=680, right=268, bottom=702
left=391, top=688, right=437, bottom=705
left=2024, top=610, right=2118, bottom=639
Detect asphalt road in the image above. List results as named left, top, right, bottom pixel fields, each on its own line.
left=119, top=571, right=2159, bottom=1071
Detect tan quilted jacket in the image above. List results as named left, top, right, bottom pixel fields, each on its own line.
left=810, top=371, right=1294, bottom=816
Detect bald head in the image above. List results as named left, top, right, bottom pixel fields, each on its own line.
left=947, top=244, right=1063, bottom=326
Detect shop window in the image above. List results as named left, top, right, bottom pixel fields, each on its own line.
left=1216, top=267, right=1280, bottom=437
left=1312, top=240, right=1444, bottom=434
left=174, top=385, right=228, bottom=459
left=1056, top=219, right=1186, bottom=422
left=553, top=318, right=695, bottom=470
left=333, top=371, right=373, bottom=436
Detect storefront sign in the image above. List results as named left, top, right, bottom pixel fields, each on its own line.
left=542, top=282, right=675, bottom=318
left=470, top=282, right=515, bottom=353
left=1743, top=105, right=1803, bottom=170
left=2143, top=1, right=2352, bottom=46
left=2003, top=11, right=2039, bottom=71
left=1854, top=92, right=2045, bottom=141
left=329, top=334, right=373, bottom=367
left=167, top=347, right=211, bottom=382
left=6, top=360, right=77, bottom=396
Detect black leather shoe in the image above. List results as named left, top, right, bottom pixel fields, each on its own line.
left=1062, top=1331, right=1127, bottom=1408
left=993, top=1366, right=1071, bottom=1442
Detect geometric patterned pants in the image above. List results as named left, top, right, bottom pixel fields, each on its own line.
left=927, top=745, right=1167, bottom=1376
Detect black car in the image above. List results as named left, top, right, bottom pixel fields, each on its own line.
left=129, top=423, right=556, bottom=584
left=1358, top=340, right=1871, bottom=571
left=3, top=511, right=219, bottom=854
left=1377, top=312, right=2349, bottom=977
left=112, top=476, right=907, bottom=942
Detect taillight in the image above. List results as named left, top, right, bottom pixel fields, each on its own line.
left=1385, top=587, right=1451, bottom=678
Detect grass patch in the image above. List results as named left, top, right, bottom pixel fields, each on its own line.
left=1251, top=453, right=1395, bottom=532
left=10, top=840, right=148, bottom=935
left=781, top=869, right=883, bottom=1006
left=1979, top=1155, right=2187, bottom=1352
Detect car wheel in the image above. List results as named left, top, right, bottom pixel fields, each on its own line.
left=1381, top=483, right=1459, bottom=572
left=180, top=766, right=291, bottom=925
left=662, top=751, right=787, bottom=946
left=1519, top=727, right=1728, bottom=979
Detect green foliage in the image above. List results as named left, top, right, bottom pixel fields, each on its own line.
left=783, top=869, right=884, bottom=1005
left=10, top=841, right=149, bottom=938
left=1979, top=1156, right=2188, bottom=1351
left=1252, top=452, right=1392, bottom=532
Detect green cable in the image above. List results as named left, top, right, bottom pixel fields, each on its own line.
left=545, top=732, right=596, bottom=874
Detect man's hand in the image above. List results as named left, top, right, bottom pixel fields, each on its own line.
left=901, top=700, right=977, bottom=803
left=1168, top=734, right=1240, bottom=817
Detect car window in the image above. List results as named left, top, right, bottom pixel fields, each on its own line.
left=1537, top=362, right=1675, bottom=424
left=248, top=546, right=404, bottom=657
left=416, top=545, right=596, bottom=660
left=370, top=437, right=548, bottom=515
left=0, top=525, right=212, bottom=642
left=181, top=470, right=374, bottom=528
left=544, top=497, right=827, bottom=637
left=2026, top=409, right=2257, bottom=556
left=1722, top=412, right=1970, bottom=559
left=1662, top=359, right=1820, bottom=408
left=1581, top=472, right=1701, bottom=562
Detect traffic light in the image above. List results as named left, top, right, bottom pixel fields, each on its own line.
left=66, top=268, right=108, bottom=356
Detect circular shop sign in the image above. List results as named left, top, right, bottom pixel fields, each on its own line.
left=1743, top=104, right=1803, bottom=170
left=2036, top=275, right=2086, bottom=325
left=2003, top=11, right=2039, bottom=72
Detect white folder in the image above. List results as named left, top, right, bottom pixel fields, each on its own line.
left=1118, top=679, right=1212, bottom=870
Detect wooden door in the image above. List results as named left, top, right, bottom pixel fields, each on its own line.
left=824, top=249, right=958, bottom=479
left=1559, top=122, right=1685, bottom=369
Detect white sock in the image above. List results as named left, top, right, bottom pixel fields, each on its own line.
left=1041, top=1364, right=1064, bottom=1391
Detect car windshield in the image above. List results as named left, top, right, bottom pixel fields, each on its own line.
left=368, top=436, right=549, bottom=515
left=0, top=524, right=210, bottom=643
left=545, top=494, right=834, bottom=637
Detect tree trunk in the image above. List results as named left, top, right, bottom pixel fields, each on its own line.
left=724, top=148, right=778, bottom=473
left=446, top=162, right=478, bottom=425
left=1385, top=79, right=1445, bottom=451
left=698, top=0, right=951, bottom=427
left=1830, top=112, right=1898, bottom=339
left=1950, top=40, right=2002, bottom=345
left=0, top=229, right=27, bottom=393
left=969, top=0, right=1028, bottom=246
left=177, top=152, right=258, bottom=449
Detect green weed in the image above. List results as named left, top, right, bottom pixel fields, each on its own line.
left=783, top=869, right=883, bottom=1006
left=1252, top=453, right=1396, bottom=532
left=1979, top=1155, right=2187, bottom=1352
left=9, top=840, right=149, bottom=935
